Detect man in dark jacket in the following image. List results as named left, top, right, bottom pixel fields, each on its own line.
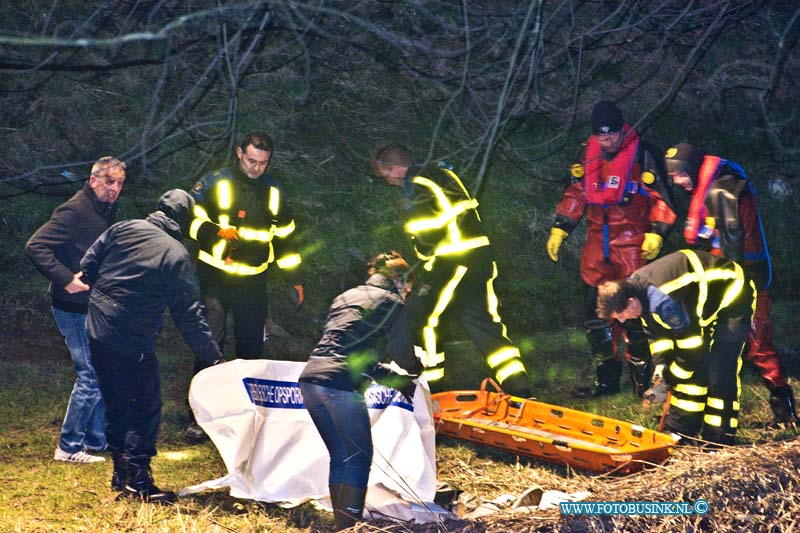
left=25, top=156, right=126, bottom=464
left=597, top=250, right=756, bottom=446
left=81, top=189, right=223, bottom=503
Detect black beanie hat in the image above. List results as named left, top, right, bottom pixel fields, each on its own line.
left=664, top=143, right=707, bottom=184
left=591, top=101, right=624, bottom=135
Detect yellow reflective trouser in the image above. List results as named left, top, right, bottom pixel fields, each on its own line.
left=410, top=258, right=526, bottom=385
left=664, top=320, right=748, bottom=444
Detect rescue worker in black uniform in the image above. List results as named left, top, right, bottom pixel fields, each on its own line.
left=597, top=250, right=756, bottom=446
left=81, top=190, right=224, bottom=503
left=186, top=131, right=302, bottom=440
left=299, top=251, right=420, bottom=531
left=371, top=144, right=530, bottom=398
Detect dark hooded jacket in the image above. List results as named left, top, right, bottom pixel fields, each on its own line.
left=80, top=190, right=221, bottom=363
left=25, top=182, right=118, bottom=313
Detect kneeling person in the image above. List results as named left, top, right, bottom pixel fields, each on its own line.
left=81, top=190, right=223, bottom=503
left=597, top=250, right=755, bottom=446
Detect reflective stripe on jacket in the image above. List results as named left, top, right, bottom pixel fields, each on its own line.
left=189, top=167, right=300, bottom=276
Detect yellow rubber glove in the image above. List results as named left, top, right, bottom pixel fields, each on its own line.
left=546, top=228, right=569, bottom=262
left=641, top=232, right=663, bottom=260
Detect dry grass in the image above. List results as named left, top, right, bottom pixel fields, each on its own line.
left=2, top=313, right=799, bottom=532
left=356, top=437, right=800, bottom=533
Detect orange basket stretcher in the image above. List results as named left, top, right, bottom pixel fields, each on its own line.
left=431, top=378, right=678, bottom=474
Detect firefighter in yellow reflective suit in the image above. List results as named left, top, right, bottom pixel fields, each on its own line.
left=189, top=132, right=301, bottom=357
left=185, top=132, right=302, bottom=441
left=597, top=249, right=756, bottom=446
left=372, top=144, right=530, bottom=398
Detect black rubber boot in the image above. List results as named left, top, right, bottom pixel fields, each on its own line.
left=768, top=385, right=799, bottom=426
left=628, top=357, right=653, bottom=398
left=586, top=322, right=621, bottom=396
left=333, top=484, right=366, bottom=531
left=701, top=425, right=735, bottom=448
left=501, top=372, right=531, bottom=398
left=625, top=321, right=653, bottom=398
left=124, top=457, right=177, bottom=504
left=111, top=452, right=127, bottom=491
left=594, top=358, right=622, bottom=397
left=328, top=483, right=342, bottom=518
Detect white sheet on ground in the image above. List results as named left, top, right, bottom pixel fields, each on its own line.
left=180, top=359, right=451, bottom=523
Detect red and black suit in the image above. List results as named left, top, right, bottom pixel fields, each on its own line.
left=668, top=153, right=795, bottom=423
left=553, top=126, right=676, bottom=395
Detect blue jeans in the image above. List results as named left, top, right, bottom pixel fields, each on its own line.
left=52, top=308, right=107, bottom=453
left=299, top=382, right=373, bottom=488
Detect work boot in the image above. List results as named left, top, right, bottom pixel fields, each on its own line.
left=701, top=426, right=735, bottom=447
left=124, top=458, right=177, bottom=504
left=328, top=483, right=342, bottom=512
left=593, top=381, right=621, bottom=397
left=768, top=385, right=799, bottom=426
left=573, top=386, right=592, bottom=399
left=184, top=422, right=208, bottom=443
left=333, top=484, right=366, bottom=531
left=586, top=322, right=621, bottom=397
left=111, top=453, right=127, bottom=491
left=501, top=373, right=531, bottom=398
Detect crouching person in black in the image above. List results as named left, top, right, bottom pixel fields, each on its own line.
left=80, top=189, right=223, bottom=503
left=298, top=251, right=421, bottom=531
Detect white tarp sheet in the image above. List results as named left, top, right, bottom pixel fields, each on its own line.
left=181, top=359, right=450, bottom=523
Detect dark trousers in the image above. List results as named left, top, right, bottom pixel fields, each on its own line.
left=195, top=272, right=269, bottom=373
left=89, top=337, right=162, bottom=459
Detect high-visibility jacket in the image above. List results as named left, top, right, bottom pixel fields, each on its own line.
left=629, top=249, right=753, bottom=359
left=402, top=163, right=527, bottom=387
left=189, top=166, right=300, bottom=278
left=627, top=249, right=756, bottom=443
left=404, top=162, right=490, bottom=270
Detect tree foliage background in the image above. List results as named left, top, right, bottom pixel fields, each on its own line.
left=2, top=0, right=799, bottom=344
